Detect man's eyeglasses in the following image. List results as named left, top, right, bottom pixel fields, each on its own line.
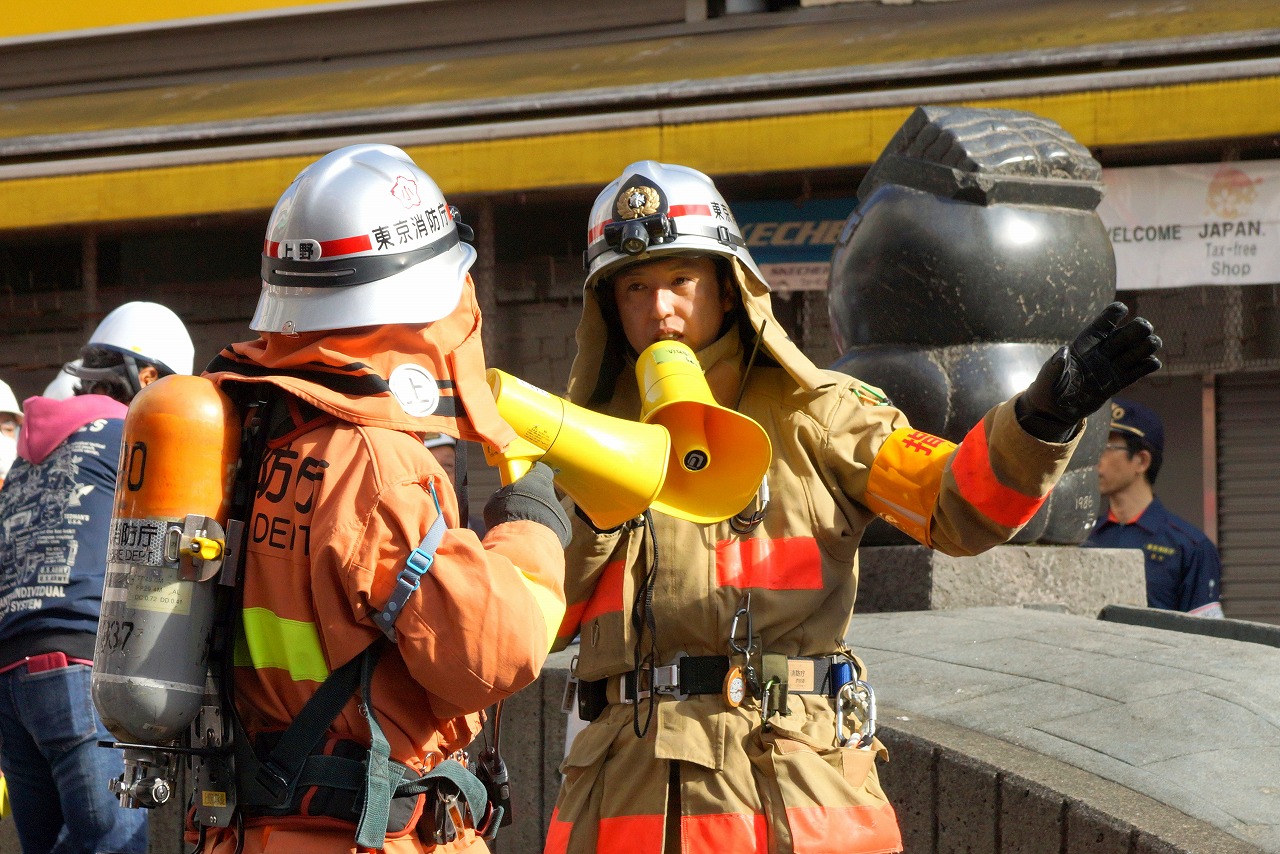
left=1102, top=442, right=1131, bottom=454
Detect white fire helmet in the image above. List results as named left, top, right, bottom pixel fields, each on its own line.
left=87, top=301, right=195, bottom=376
left=583, top=160, right=765, bottom=290
left=0, top=380, right=21, bottom=421
left=253, top=144, right=476, bottom=334
left=43, top=363, right=80, bottom=400
left=63, top=302, right=194, bottom=397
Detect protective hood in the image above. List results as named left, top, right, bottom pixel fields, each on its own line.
left=17, top=394, right=128, bottom=464
left=566, top=257, right=834, bottom=409
left=205, top=276, right=515, bottom=449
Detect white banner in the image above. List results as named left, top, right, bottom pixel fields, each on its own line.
left=1098, top=161, right=1280, bottom=290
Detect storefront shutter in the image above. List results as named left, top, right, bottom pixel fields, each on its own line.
left=1217, top=372, right=1280, bottom=625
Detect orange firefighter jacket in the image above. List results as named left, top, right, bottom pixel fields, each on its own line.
left=204, top=285, right=566, bottom=852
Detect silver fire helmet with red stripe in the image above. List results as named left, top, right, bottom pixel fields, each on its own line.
left=252, top=144, right=476, bottom=333
left=583, top=160, right=765, bottom=290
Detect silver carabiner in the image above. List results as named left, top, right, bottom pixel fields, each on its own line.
left=729, top=592, right=754, bottom=657
left=835, top=679, right=877, bottom=749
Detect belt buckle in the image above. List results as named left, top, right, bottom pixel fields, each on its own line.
left=623, top=652, right=689, bottom=703
left=620, top=672, right=647, bottom=705
left=651, top=652, right=690, bottom=701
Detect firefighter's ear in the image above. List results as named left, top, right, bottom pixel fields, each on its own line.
left=137, top=365, right=161, bottom=388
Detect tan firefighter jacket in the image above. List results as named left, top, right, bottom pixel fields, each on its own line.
left=204, top=280, right=566, bottom=854
left=545, top=260, right=1079, bottom=854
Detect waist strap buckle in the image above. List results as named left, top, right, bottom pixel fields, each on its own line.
left=622, top=653, right=688, bottom=703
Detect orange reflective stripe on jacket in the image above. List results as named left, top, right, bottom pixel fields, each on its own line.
left=558, top=559, right=625, bottom=645
left=597, top=813, right=664, bottom=853
left=949, top=419, right=1046, bottom=529
left=683, top=813, right=768, bottom=853
left=544, top=807, right=573, bottom=854
left=715, top=537, right=822, bottom=590
left=786, top=802, right=903, bottom=854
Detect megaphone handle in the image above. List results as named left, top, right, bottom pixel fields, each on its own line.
left=498, top=457, right=533, bottom=486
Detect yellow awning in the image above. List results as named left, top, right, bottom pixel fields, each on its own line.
left=2, top=0, right=1278, bottom=230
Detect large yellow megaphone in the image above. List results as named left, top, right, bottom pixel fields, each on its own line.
left=637, top=341, right=772, bottom=525
left=484, top=369, right=671, bottom=530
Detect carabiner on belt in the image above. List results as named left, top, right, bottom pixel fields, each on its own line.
left=835, top=679, right=877, bottom=749
left=728, top=592, right=762, bottom=698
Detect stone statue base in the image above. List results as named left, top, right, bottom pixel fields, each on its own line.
left=855, top=545, right=1145, bottom=617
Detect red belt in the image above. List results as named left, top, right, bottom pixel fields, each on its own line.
left=0, top=651, right=94, bottom=675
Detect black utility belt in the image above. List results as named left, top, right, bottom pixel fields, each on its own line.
left=575, top=654, right=855, bottom=722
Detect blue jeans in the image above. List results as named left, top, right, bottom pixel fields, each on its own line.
left=0, top=661, right=148, bottom=854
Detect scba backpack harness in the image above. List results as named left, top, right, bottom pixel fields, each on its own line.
left=204, top=388, right=507, bottom=849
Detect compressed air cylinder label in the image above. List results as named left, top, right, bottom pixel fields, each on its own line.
left=108, top=518, right=171, bottom=567
left=124, top=570, right=193, bottom=616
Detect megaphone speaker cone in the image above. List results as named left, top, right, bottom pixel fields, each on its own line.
left=635, top=342, right=773, bottom=525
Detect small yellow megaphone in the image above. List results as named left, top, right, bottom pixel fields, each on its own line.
left=484, top=369, right=671, bottom=531
left=637, top=341, right=772, bottom=524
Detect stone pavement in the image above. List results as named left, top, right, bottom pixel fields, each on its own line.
left=850, top=606, right=1280, bottom=852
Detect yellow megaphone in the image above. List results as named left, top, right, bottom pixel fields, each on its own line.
left=484, top=369, right=671, bottom=530
left=637, top=341, right=772, bottom=525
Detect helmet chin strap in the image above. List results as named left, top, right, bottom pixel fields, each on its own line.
left=121, top=354, right=143, bottom=397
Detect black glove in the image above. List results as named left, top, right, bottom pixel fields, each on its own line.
left=1018, top=302, right=1162, bottom=442
left=483, top=462, right=571, bottom=548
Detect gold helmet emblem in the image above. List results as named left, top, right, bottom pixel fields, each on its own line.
left=616, top=185, right=661, bottom=220
left=1110, top=401, right=1124, bottom=422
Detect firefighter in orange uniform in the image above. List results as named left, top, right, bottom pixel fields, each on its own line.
left=545, top=161, right=1161, bottom=854
left=203, top=144, right=569, bottom=853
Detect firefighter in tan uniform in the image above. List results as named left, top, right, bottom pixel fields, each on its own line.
left=202, top=145, right=570, bottom=853
left=545, top=161, right=1161, bottom=854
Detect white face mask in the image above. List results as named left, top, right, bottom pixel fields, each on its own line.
left=0, top=431, right=16, bottom=480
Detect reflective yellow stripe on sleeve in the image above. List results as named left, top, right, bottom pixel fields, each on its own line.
left=862, top=428, right=958, bottom=548
left=235, top=606, right=330, bottom=683
left=517, top=568, right=567, bottom=653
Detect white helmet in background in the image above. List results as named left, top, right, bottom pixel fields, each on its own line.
left=583, top=160, right=765, bottom=290
left=253, top=144, right=476, bottom=334
left=89, top=301, right=194, bottom=375
left=0, top=380, right=21, bottom=422
left=66, top=301, right=195, bottom=395
left=43, top=362, right=81, bottom=400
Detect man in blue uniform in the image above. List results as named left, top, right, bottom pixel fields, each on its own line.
left=1085, top=399, right=1223, bottom=617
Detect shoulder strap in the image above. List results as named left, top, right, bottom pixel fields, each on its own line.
left=372, top=480, right=446, bottom=641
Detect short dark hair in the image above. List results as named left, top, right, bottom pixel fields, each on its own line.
left=75, top=346, right=135, bottom=404
left=1117, top=431, right=1162, bottom=485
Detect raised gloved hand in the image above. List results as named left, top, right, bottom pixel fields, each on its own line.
left=1018, top=302, right=1162, bottom=442
left=483, top=461, right=571, bottom=548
